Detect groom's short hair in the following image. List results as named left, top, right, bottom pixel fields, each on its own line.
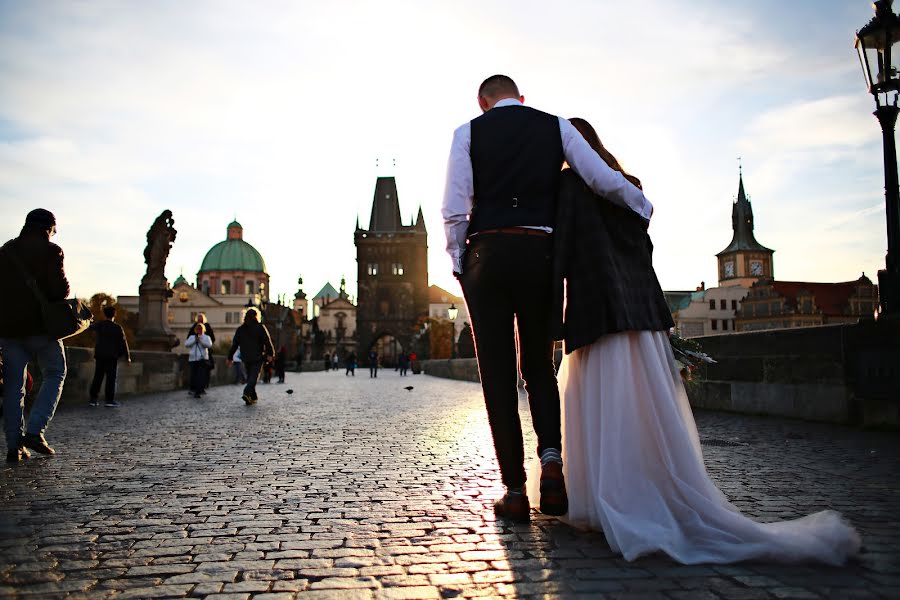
left=478, top=75, right=519, bottom=100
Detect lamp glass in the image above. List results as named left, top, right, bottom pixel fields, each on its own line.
left=856, top=4, right=900, bottom=97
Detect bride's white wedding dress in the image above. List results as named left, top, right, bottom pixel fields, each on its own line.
left=527, top=329, right=861, bottom=565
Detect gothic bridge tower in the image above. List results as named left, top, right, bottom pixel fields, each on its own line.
left=354, top=176, right=428, bottom=366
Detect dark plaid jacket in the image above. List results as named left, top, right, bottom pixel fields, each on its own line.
left=551, top=169, right=674, bottom=353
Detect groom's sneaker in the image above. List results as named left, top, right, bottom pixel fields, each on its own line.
left=539, top=461, right=569, bottom=516
left=493, top=490, right=530, bottom=522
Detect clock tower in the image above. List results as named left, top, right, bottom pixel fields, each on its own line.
left=716, top=171, right=774, bottom=287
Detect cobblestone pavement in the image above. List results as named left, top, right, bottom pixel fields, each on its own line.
left=1, top=371, right=898, bottom=599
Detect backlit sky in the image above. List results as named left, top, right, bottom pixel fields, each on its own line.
left=0, top=1, right=891, bottom=303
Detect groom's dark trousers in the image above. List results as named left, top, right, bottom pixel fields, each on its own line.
left=460, top=230, right=561, bottom=489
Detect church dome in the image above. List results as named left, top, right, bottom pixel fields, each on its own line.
left=198, top=221, right=267, bottom=274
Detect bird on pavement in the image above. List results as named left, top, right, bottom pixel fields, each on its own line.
left=404, top=386, right=414, bottom=391
left=286, top=389, right=294, bottom=395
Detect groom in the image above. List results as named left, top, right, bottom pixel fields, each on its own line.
left=442, top=75, right=651, bottom=521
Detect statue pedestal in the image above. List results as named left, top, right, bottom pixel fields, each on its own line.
left=135, top=278, right=178, bottom=351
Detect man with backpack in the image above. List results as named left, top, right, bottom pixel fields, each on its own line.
left=0, top=209, right=70, bottom=463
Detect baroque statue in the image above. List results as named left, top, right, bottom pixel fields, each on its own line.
left=143, top=210, right=177, bottom=283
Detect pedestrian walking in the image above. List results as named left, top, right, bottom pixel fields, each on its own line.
left=275, top=346, right=287, bottom=383
left=324, top=353, right=331, bottom=372
left=332, top=353, right=339, bottom=371
left=88, top=305, right=131, bottom=408
left=368, top=350, right=378, bottom=378
left=186, top=313, right=216, bottom=343
left=232, top=349, right=247, bottom=384
left=397, top=352, right=409, bottom=377
left=345, top=352, right=357, bottom=376
left=186, top=314, right=215, bottom=392
left=185, top=322, right=212, bottom=398
left=227, top=309, right=274, bottom=405
left=0, top=209, right=71, bottom=463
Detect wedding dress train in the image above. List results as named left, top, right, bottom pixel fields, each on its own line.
left=528, top=330, right=860, bottom=565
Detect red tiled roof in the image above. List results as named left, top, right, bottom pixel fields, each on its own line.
left=770, top=276, right=873, bottom=316
left=428, top=284, right=463, bottom=305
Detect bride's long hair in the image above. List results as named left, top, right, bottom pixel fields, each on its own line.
left=569, top=117, right=642, bottom=190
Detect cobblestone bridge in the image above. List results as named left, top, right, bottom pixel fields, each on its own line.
left=1, top=371, right=898, bottom=599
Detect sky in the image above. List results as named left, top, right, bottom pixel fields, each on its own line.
left=0, top=0, right=892, bottom=304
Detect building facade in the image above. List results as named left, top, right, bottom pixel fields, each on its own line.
left=428, top=284, right=468, bottom=359
left=354, top=176, right=429, bottom=366
left=313, top=279, right=358, bottom=362
left=736, top=275, right=879, bottom=332
left=672, top=284, right=749, bottom=338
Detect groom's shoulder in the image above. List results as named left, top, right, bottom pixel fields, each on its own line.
left=471, top=105, right=560, bottom=127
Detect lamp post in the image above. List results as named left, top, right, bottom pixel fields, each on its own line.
left=447, top=303, right=459, bottom=358
left=856, top=0, right=900, bottom=316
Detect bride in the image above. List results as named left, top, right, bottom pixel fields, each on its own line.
left=528, top=118, right=861, bottom=565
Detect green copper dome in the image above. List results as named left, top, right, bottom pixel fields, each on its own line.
left=198, top=221, right=267, bottom=274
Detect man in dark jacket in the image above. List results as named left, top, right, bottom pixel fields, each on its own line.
left=0, top=209, right=70, bottom=463
left=226, top=308, right=273, bottom=405
left=89, top=305, right=131, bottom=408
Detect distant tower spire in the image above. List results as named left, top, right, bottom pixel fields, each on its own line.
left=718, top=171, right=773, bottom=256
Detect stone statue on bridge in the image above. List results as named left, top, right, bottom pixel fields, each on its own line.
left=135, top=210, right=179, bottom=351
left=142, top=210, right=177, bottom=284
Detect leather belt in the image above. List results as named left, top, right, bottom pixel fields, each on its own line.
left=471, top=227, right=552, bottom=238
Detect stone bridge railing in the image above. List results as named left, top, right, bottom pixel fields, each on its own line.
left=421, top=319, right=899, bottom=428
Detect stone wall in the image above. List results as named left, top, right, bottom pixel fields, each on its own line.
left=420, top=358, right=480, bottom=383
left=689, top=318, right=899, bottom=427
left=420, top=319, right=900, bottom=428
left=47, top=347, right=238, bottom=405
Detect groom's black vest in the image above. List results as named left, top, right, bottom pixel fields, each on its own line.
left=468, top=105, right=564, bottom=236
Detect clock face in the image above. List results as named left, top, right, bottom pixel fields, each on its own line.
left=750, top=261, right=763, bottom=276
left=724, top=261, right=735, bottom=277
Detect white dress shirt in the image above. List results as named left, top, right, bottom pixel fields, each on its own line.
left=441, top=98, right=653, bottom=274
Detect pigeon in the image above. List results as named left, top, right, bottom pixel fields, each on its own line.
left=286, top=389, right=294, bottom=395
left=404, top=386, right=414, bottom=391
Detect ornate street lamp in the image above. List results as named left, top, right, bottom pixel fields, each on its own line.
left=447, top=303, right=459, bottom=321
left=856, top=0, right=900, bottom=316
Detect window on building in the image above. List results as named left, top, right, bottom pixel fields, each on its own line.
left=202, top=280, right=210, bottom=295
left=367, top=263, right=378, bottom=276
left=245, top=281, right=254, bottom=295
left=711, top=319, right=718, bottom=330
left=720, top=299, right=727, bottom=310
left=731, top=300, right=738, bottom=310
left=709, top=300, right=716, bottom=310
left=226, top=312, right=233, bottom=324
left=722, top=320, right=728, bottom=331
left=221, top=280, right=231, bottom=295
left=392, top=263, right=404, bottom=275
